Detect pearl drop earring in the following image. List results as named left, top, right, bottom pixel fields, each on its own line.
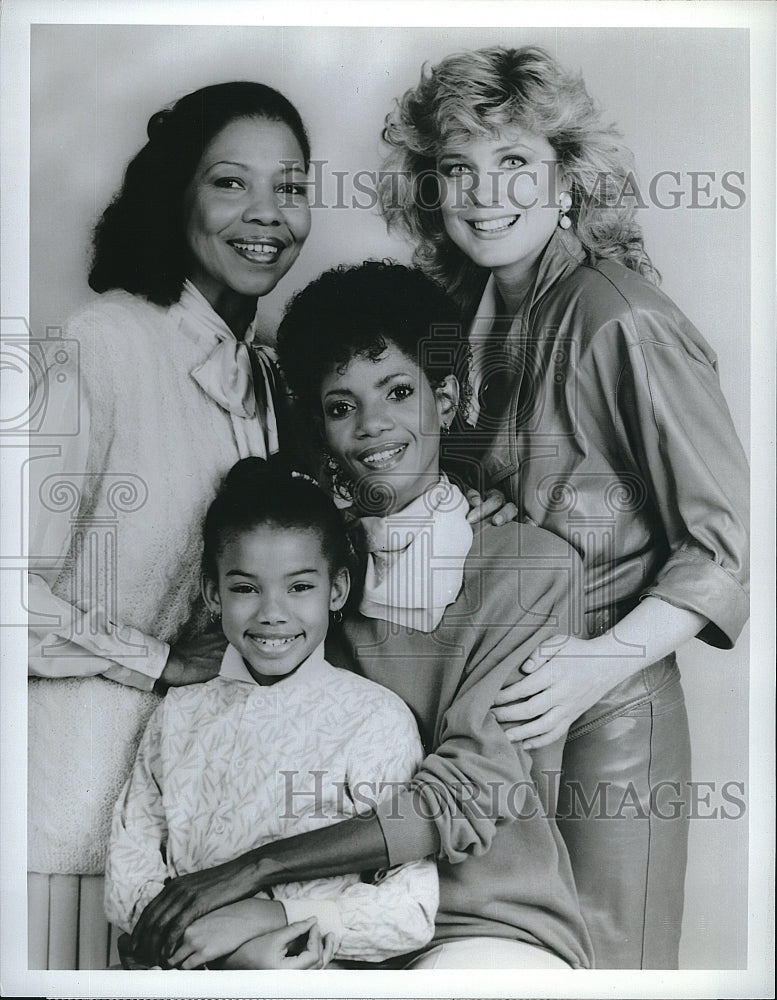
left=558, top=191, right=573, bottom=230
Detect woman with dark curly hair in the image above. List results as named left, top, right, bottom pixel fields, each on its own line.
left=27, top=81, right=312, bottom=969
left=377, top=46, right=750, bottom=968
left=128, top=261, right=595, bottom=971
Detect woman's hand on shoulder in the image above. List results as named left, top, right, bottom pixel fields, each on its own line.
left=159, top=633, right=226, bottom=688
left=491, top=634, right=619, bottom=748
left=494, top=599, right=710, bottom=748
left=464, top=487, right=518, bottom=526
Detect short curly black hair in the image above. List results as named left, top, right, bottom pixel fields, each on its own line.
left=88, top=82, right=310, bottom=306
left=276, top=260, right=470, bottom=417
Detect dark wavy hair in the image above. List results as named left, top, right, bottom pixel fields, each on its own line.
left=202, top=455, right=352, bottom=583
left=88, top=82, right=310, bottom=306
left=276, top=259, right=470, bottom=418
left=380, top=46, right=658, bottom=309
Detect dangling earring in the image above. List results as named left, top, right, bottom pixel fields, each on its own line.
left=558, top=190, right=573, bottom=230
left=209, top=609, right=221, bottom=624
left=324, top=450, right=354, bottom=503
left=440, top=420, right=451, bottom=436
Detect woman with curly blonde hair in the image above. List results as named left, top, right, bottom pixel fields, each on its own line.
left=381, top=45, right=657, bottom=308
left=380, top=45, right=749, bottom=969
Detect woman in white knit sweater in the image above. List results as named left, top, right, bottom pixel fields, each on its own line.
left=27, top=81, right=313, bottom=970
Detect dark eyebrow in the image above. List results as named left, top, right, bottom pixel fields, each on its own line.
left=323, top=370, right=414, bottom=398
left=438, top=140, right=537, bottom=159
left=225, top=567, right=322, bottom=577
left=204, top=160, right=307, bottom=174
left=495, top=142, right=536, bottom=155
left=205, top=160, right=250, bottom=171
left=376, top=371, right=413, bottom=388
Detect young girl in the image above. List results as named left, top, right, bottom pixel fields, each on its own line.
left=128, top=262, right=593, bottom=971
left=28, top=81, right=315, bottom=969
left=104, top=457, right=438, bottom=969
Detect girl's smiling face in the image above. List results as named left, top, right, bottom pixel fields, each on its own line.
left=184, top=116, right=311, bottom=311
left=321, top=340, right=459, bottom=515
left=437, top=126, right=562, bottom=288
left=203, top=524, right=348, bottom=685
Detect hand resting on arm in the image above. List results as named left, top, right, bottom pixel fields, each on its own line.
left=131, top=811, right=391, bottom=965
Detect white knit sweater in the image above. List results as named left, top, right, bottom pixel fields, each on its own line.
left=105, top=643, right=438, bottom=961
left=28, top=286, right=276, bottom=874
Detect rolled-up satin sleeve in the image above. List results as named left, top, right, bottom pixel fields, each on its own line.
left=615, top=314, right=749, bottom=648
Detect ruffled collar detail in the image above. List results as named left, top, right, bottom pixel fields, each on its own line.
left=175, top=280, right=279, bottom=457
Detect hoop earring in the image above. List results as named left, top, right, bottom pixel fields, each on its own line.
left=558, top=190, right=573, bottom=230
left=331, top=609, right=343, bottom=624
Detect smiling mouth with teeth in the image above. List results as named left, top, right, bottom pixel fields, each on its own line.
left=470, top=216, right=520, bottom=233
left=230, top=241, right=282, bottom=260
left=248, top=634, right=298, bottom=648
left=361, top=444, right=407, bottom=467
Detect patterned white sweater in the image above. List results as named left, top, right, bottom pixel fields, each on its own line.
left=104, top=644, right=438, bottom=963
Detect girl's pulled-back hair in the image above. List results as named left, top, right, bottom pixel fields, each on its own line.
left=202, top=455, right=352, bottom=582
left=276, top=259, right=469, bottom=418
left=89, top=82, right=310, bottom=306
left=380, top=46, right=658, bottom=309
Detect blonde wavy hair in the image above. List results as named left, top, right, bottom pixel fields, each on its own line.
left=380, top=46, right=658, bottom=309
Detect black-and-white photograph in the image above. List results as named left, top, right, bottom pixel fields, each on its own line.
left=1, top=2, right=774, bottom=997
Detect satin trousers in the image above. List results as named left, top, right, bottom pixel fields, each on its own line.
left=556, top=654, right=691, bottom=969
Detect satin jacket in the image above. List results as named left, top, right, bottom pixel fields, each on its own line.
left=451, top=228, right=749, bottom=648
